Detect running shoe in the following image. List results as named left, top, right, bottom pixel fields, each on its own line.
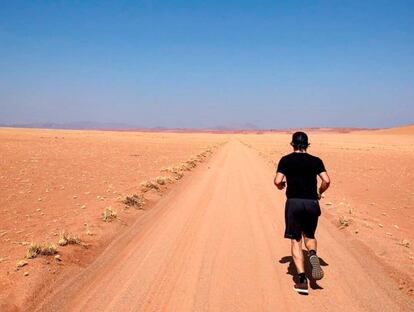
left=309, top=254, right=324, bottom=280
left=293, top=278, right=309, bottom=294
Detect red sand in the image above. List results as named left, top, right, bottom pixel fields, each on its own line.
left=236, top=126, right=414, bottom=298
left=0, top=126, right=413, bottom=311
left=0, top=128, right=227, bottom=310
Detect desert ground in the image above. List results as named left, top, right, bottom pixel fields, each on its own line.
left=0, top=126, right=413, bottom=311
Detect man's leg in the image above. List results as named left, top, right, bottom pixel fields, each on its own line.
left=304, top=236, right=317, bottom=253
left=291, top=238, right=305, bottom=274
left=291, top=238, right=308, bottom=294
left=304, top=235, right=324, bottom=280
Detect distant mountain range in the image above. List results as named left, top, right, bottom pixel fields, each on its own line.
left=0, top=121, right=261, bottom=131
left=0, top=121, right=393, bottom=132
left=0, top=121, right=136, bottom=130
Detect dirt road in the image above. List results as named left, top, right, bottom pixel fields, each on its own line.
left=37, top=140, right=413, bottom=311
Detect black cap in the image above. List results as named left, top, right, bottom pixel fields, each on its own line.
left=291, top=131, right=309, bottom=149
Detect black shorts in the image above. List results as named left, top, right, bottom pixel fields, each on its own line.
left=284, top=198, right=321, bottom=240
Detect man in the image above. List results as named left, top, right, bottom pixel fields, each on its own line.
left=274, top=131, right=331, bottom=294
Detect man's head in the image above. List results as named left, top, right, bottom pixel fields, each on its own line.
left=291, top=131, right=310, bottom=151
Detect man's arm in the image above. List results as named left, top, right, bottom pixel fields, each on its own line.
left=318, top=171, right=331, bottom=197
left=274, top=172, right=286, bottom=190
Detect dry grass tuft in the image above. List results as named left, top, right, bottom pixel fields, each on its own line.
left=26, top=243, right=41, bottom=259
left=58, top=231, right=82, bottom=246
left=398, top=239, right=410, bottom=248
left=160, top=166, right=174, bottom=173
left=27, top=242, right=58, bottom=259
left=102, top=207, right=117, bottom=222
left=140, top=180, right=160, bottom=192
left=157, top=144, right=216, bottom=183
left=174, top=172, right=184, bottom=180
left=179, top=163, right=191, bottom=171
left=123, top=194, right=145, bottom=209
left=184, top=159, right=198, bottom=169
left=156, top=176, right=171, bottom=185
left=338, top=216, right=351, bottom=229
left=161, top=166, right=185, bottom=180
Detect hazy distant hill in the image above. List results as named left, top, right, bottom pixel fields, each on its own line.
left=373, top=124, right=414, bottom=135
left=0, top=121, right=135, bottom=130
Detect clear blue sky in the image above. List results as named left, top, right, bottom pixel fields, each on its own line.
left=1, top=0, right=413, bottom=128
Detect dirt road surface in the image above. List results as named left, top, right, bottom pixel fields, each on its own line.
left=37, top=140, right=413, bottom=311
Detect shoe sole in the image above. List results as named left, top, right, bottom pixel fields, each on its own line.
left=310, top=255, right=324, bottom=280
left=293, top=286, right=309, bottom=294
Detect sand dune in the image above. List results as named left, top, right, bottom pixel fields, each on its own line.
left=374, top=124, right=414, bottom=135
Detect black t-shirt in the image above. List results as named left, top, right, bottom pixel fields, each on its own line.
left=276, top=152, right=326, bottom=199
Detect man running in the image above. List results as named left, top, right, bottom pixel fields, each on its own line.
left=274, top=131, right=331, bottom=294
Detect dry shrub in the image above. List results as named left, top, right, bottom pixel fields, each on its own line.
left=157, top=144, right=216, bottom=183
left=186, top=159, right=198, bottom=168
left=140, top=180, right=160, bottom=192
left=174, top=172, right=184, bottom=180
left=162, top=166, right=184, bottom=175
left=160, top=167, right=174, bottom=173
left=398, top=239, right=410, bottom=248
left=27, top=242, right=57, bottom=259
left=180, top=160, right=198, bottom=171
left=338, top=216, right=351, bottom=229
left=102, top=207, right=117, bottom=222
left=156, top=176, right=172, bottom=185
left=123, top=194, right=145, bottom=209
left=58, top=231, right=82, bottom=246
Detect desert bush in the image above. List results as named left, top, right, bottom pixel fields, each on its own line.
left=338, top=216, right=351, bottom=229
left=186, top=159, right=198, bottom=168
left=174, top=172, right=184, bottom=180
left=156, top=176, right=171, bottom=185
left=162, top=166, right=184, bottom=174
left=398, top=239, right=410, bottom=248
left=58, top=231, right=82, bottom=246
left=102, top=207, right=117, bottom=222
left=123, top=194, right=145, bottom=209
left=140, top=180, right=160, bottom=192
left=27, top=242, right=57, bottom=259
left=122, top=194, right=145, bottom=209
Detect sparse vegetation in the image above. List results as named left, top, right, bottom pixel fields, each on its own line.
left=179, top=163, right=192, bottom=171
left=58, top=231, right=82, bottom=246
left=26, top=242, right=57, bottom=259
left=123, top=194, right=145, bottom=209
left=156, top=176, right=171, bottom=185
left=338, top=216, right=351, bottom=229
left=140, top=180, right=160, bottom=192
left=184, top=159, right=197, bottom=169
left=174, top=172, right=184, bottom=180
left=398, top=239, right=410, bottom=248
left=161, top=166, right=185, bottom=180
left=102, top=207, right=117, bottom=222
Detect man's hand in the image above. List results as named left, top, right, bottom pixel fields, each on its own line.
left=274, top=172, right=286, bottom=190
left=317, top=188, right=322, bottom=200
left=318, top=171, right=331, bottom=199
